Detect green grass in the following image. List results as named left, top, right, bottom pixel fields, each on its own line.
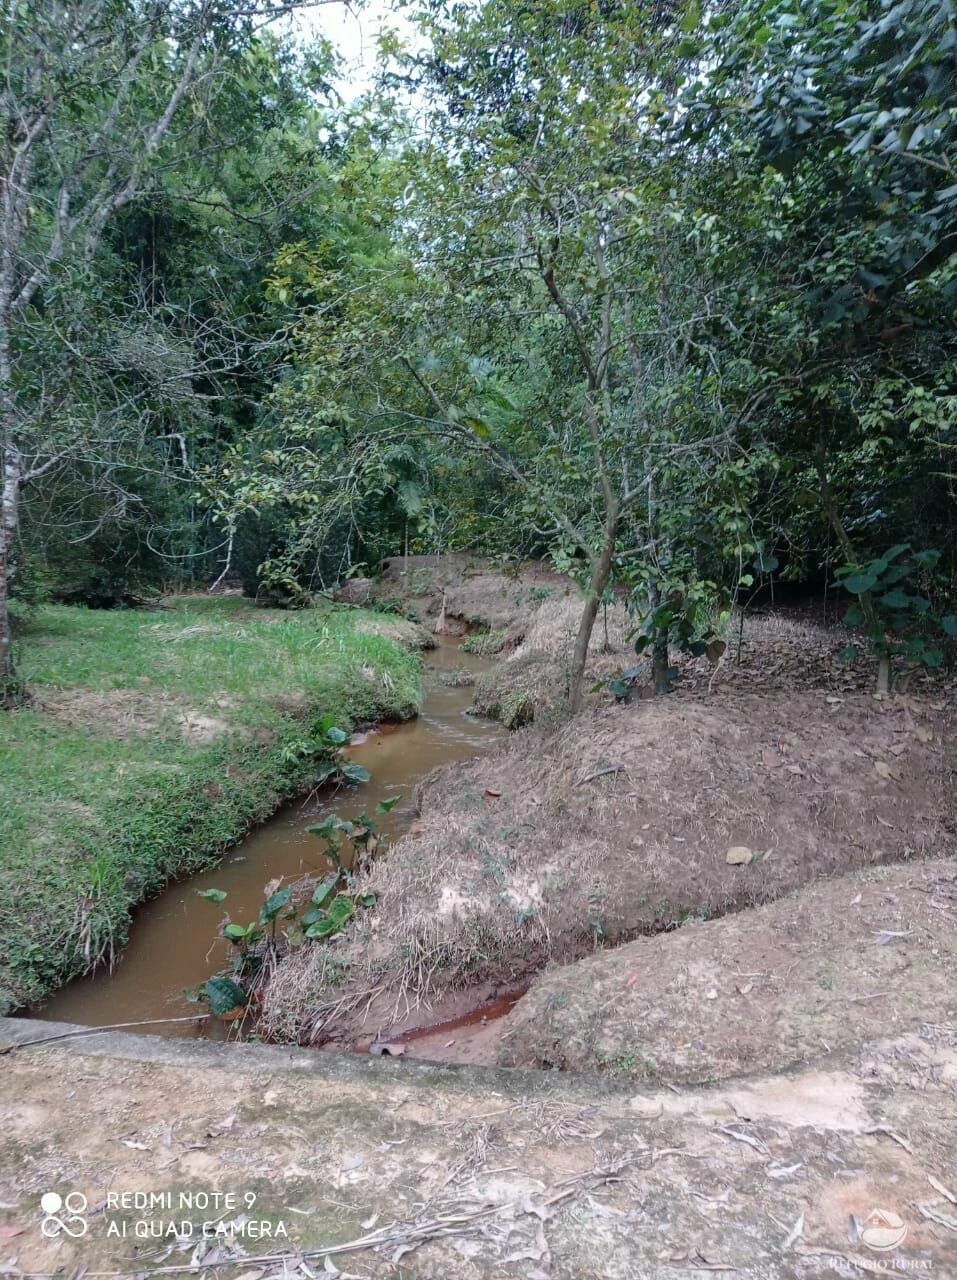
left=0, top=596, right=422, bottom=1011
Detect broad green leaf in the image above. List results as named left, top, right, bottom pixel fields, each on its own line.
left=260, top=887, right=293, bottom=922
left=879, top=589, right=911, bottom=609
left=311, top=875, right=338, bottom=908
left=204, top=976, right=247, bottom=1017
left=843, top=574, right=877, bottom=594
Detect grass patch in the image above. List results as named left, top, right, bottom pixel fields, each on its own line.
left=0, top=595, right=421, bottom=1011
left=459, top=629, right=507, bottom=656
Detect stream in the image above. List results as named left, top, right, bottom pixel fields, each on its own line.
left=35, top=637, right=503, bottom=1037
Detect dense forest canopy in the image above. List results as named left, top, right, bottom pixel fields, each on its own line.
left=2, top=0, right=955, bottom=700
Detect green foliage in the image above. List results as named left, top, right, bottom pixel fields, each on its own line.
left=499, top=690, right=534, bottom=730
left=196, top=792, right=401, bottom=1019
left=1, top=0, right=952, bottom=652
left=280, top=713, right=371, bottom=786
left=202, top=976, right=248, bottom=1019
left=836, top=545, right=951, bottom=684
left=459, top=630, right=507, bottom=656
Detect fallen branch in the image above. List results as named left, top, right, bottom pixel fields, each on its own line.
left=578, top=764, right=627, bottom=785
left=82, top=1164, right=629, bottom=1276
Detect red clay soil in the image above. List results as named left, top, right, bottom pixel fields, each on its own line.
left=337, top=554, right=573, bottom=636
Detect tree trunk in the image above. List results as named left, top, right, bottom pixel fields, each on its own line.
left=876, top=653, right=891, bottom=696
left=0, top=442, right=19, bottom=696
left=815, top=441, right=888, bottom=694
left=651, top=629, right=670, bottom=692
left=568, top=511, right=618, bottom=715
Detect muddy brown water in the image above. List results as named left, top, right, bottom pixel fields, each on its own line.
left=35, top=638, right=503, bottom=1037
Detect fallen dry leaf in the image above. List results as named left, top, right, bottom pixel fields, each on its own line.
left=205, top=1113, right=236, bottom=1138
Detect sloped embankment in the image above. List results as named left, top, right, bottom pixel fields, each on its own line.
left=336, top=553, right=575, bottom=638
left=501, top=858, right=957, bottom=1080
left=261, top=684, right=955, bottom=1046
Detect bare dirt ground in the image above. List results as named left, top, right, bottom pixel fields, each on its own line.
left=503, top=859, right=957, bottom=1080
left=3, top=1018, right=957, bottom=1279
left=350, top=615, right=437, bottom=650
left=261, top=670, right=955, bottom=1048
left=473, top=603, right=935, bottom=727
left=471, top=592, right=634, bottom=725
left=336, top=554, right=574, bottom=639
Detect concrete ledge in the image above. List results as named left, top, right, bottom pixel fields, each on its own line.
left=0, top=1015, right=630, bottom=1103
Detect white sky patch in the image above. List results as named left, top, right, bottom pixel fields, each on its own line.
left=289, top=1, right=420, bottom=100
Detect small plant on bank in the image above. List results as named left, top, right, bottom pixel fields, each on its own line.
left=191, top=795, right=401, bottom=1024
left=594, top=584, right=728, bottom=701
left=280, top=713, right=371, bottom=786
left=437, top=666, right=475, bottom=687
left=835, top=545, right=956, bottom=693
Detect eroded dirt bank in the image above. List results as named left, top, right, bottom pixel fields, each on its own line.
left=2, top=1017, right=957, bottom=1277
left=334, top=553, right=574, bottom=639
left=261, top=676, right=955, bottom=1047
left=503, top=859, right=957, bottom=1079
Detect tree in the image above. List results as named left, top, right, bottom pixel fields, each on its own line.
left=0, top=0, right=339, bottom=695
left=221, top=0, right=770, bottom=709
left=685, top=0, right=957, bottom=600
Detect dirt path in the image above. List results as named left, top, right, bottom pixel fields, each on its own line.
left=2, top=1016, right=956, bottom=1277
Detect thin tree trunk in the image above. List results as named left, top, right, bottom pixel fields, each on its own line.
left=0, top=441, right=19, bottom=694
left=568, top=509, right=618, bottom=714
left=876, top=654, right=891, bottom=695
left=651, top=629, right=669, bottom=692
left=815, top=440, right=888, bottom=693
left=0, top=296, right=19, bottom=694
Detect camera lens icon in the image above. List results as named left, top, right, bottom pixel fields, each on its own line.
left=40, top=1191, right=88, bottom=1238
